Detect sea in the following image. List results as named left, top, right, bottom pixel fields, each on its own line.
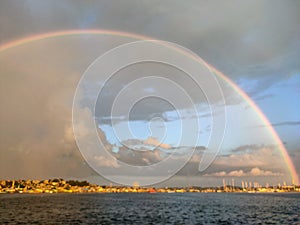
left=0, top=193, right=299, bottom=224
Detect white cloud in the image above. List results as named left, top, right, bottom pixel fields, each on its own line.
left=213, top=146, right=285, bottom=171
left=204, top=167, right=283, bottom=177
left=143, top=137, right=171, bottom=149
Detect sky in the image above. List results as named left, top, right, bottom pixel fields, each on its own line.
left=0, top=0, right=299, bottom=187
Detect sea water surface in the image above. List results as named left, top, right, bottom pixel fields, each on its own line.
left=0, top=193, right=299, bottom=224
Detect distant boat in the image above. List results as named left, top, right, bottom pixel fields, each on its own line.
left=148, top=188, right=157, bottom=193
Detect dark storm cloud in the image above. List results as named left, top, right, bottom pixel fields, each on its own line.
left=93, top=61, right=209, bottom=124
left=1, top=0, right=299, bottom=89
left=0, top=38, right=102, bottom=179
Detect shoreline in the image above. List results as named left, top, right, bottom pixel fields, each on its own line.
left=1, top=178, right=299, bottom=194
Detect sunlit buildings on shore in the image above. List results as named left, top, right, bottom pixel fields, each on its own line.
left=0, top=179, right=299, bottom=194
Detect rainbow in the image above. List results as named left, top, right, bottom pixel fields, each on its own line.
left=0, top=29, right=298, bottom=184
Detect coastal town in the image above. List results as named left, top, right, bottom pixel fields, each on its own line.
left=0, top=179, right=299, bottom=194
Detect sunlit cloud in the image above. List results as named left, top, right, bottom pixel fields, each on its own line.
left=204, top=167, right=284, bottom=177
left=213, top=145, right=285, bottom=171
left=143, top=137, right=171, bottom=149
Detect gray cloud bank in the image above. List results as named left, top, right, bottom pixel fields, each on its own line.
left=1, top=0, right=299, bottom=86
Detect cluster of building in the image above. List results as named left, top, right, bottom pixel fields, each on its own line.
left=220, top=178, right=300, bottom=193
left=0, top=179, right=299, bottom=194
left=0, top=179, right=90, bottom=194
